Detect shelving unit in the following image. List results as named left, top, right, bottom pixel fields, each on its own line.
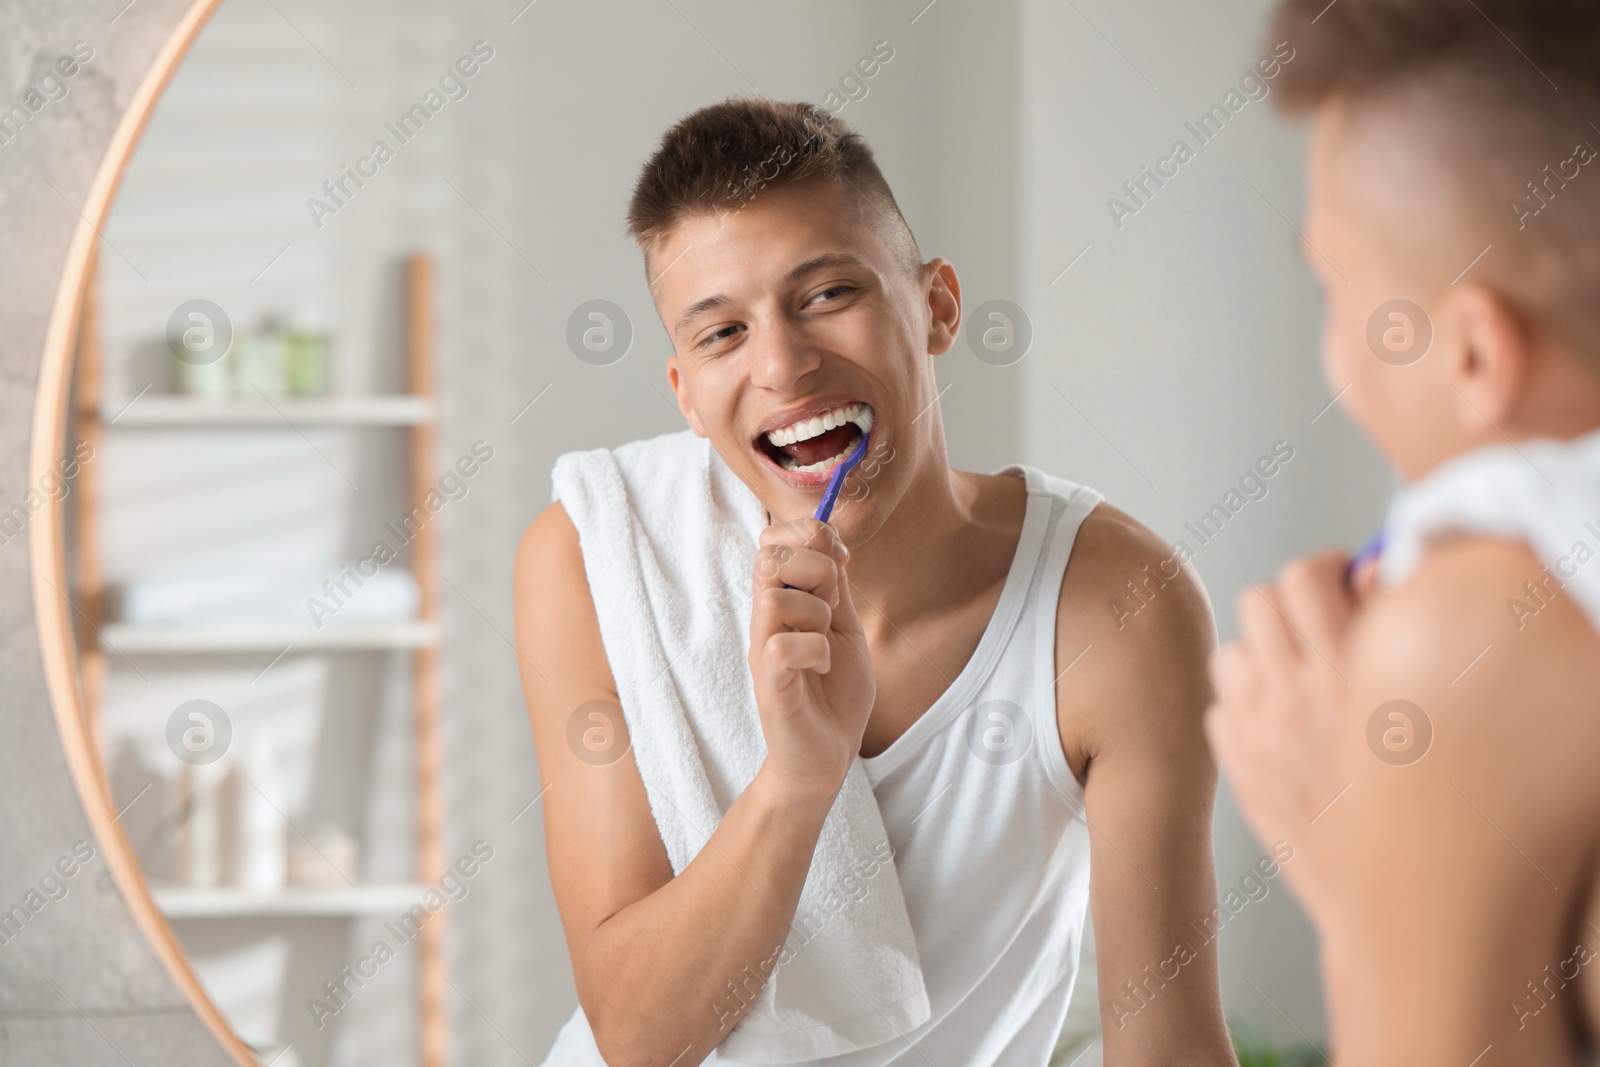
left=70, top=251, right=450, bottom=1066
left=155, top=885, right=434, bottom=919
left=99, top=620, right=441, bottom=654
left=103, top=395, right=437, bottom=427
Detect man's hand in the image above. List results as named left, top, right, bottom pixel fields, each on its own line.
left=749, top=517, right=874, bottom=804
left=1203, top=550, right=1363, bottom=919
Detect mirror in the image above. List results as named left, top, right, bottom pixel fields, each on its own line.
left=36, top=0, right=1390, bottom=1063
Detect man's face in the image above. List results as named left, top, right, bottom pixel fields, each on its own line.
left=653, top=178, right=951, bottom=540
left=1302, top=98, right=1477, bottom=482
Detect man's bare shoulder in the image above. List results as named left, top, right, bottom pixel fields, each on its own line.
left=1057, top=503, right=1217, bottom=676
left=1337, top=536, right=1600, bottom=910
left=515, top=499, right=580, bottom=579
left=514, top=500, right=602, bottom=620
left=1350, top=534, right=1600, bottom=714
left=512, top=500, right=618, bottom=706
left=1055, top=502, right=1218, bottom=773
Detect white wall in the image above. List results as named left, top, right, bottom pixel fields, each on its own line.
left=1017, top=0, right=1393, bottom=1045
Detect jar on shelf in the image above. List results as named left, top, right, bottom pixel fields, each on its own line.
left=171, top=310, right=235, bottom=399
left=287, top=302, right=332, bottom=396
left=234, top=316, right=290, bottom=398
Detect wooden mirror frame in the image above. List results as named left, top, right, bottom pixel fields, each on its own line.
left=26, top=0, right=255, bottom=1061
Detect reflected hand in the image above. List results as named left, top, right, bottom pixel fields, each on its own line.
left=1204, top=550, right=1360, bottom=919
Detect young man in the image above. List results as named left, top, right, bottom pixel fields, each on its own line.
left=1206, top=2, right=1600, bottom=1064
left=516, top=100, right=1236, bottom=1065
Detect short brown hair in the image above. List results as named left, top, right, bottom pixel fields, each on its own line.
left=626, top=97, right=920, bottom=276
left=1267, top=0, right=1600, bottom=356
left=1270, top=0, right=1599, bottom=113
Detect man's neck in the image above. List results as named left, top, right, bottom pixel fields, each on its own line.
left=1408, top=409, right=1600, bottom=483
left=842, top=450, right=1021, bottom=630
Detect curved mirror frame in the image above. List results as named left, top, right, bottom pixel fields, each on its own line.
left=27, top=0, right=254, bottom=1062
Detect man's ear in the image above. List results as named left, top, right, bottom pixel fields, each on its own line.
left=1441, top=283, right=1531, bottom=432
left=666, top=355, right=707, bottom=437
left=923, top=258, right=961, bottom=357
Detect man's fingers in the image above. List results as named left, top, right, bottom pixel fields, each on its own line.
left=1203, top=703, right=1240, bottom=773
left=754, top=542, right=840, bottom=603
left=1236, top=581, right=1301, bottom=669
left=750, top=587, right=832, bottom=656
left=760, top=516, right=846, bottom=560
left=1351, top=556, right=1381, bottom=601
left=764, top=631, right=831, bottom=674
left=1276, top=552, right=1357, bottom=660
left=1209, top=641, right=1258, bottom=710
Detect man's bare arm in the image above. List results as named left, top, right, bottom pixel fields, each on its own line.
left=1057, top=506, right=1237, bottom=1065
left=513, top=503, right=855, bottom=1067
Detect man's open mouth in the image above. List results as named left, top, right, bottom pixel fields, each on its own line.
left=755, top=401, right=874, bottom=477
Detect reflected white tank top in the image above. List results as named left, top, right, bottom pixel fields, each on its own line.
left=539, top=464, right=1104, bottom=1066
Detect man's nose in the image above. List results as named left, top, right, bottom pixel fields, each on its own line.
left=747, top=319, right=822, bottom=390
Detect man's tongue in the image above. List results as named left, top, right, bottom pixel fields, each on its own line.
left=782, top=424, right=859, bottom=467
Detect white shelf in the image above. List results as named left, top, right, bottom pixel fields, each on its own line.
left=100, top=395, right=435, bottom=427
left=100, top=620, right=439, bottom=653
left=153, top=884, right=433, bottom=918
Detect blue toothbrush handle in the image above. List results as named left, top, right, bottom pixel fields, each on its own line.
left=780, top=433, right=870, bottom=588
left=812, top=462, right=851, bottom=524
left=1344, top=529, right=1385, bottom=588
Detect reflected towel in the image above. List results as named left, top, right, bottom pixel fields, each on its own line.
left=551, top=429, right=930, bottom=1063
left=1378, top=424, right=1600, bottom=634
left=118, top=564, right=419, bottom=628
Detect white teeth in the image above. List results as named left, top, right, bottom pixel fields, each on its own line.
left=764, top=402, right=876, bottom=475
left=764, top=402, right=873, bottom=449
left=779, top=449, right=853, bottom=474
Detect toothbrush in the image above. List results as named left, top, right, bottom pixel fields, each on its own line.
left=779, top=432, right=871, bottom=590
left=812, top=431, right=872, bottom=524
left=1344, top=528, right=1385, bottom=589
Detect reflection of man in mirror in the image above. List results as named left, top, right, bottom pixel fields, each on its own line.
left=1206, top=1, right=1600, bottom=1064
left=515, top=98, right=1234, bottom=1065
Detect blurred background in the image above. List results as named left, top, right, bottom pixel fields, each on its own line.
left=71, top=0, right=1392, bottom=1063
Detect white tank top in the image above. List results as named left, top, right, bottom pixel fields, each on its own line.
left=538, top=464, right=1104, bottom=1066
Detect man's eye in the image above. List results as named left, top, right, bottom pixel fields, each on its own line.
left=811, top=284, right=855, bottom=304
left=698, top=323, right=743, bottom=348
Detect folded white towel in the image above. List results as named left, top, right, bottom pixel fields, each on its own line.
left=1378, top=425, right=1600, bottom=634
left=119, top=564, right=419, bottom=628
left=551, top=429, right=930, bottom=1063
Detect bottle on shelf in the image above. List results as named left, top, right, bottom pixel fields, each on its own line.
left=177, top=758, right=231, bottom=889
left=234, top=315, right=291, bottom=398
left=237, top=731, right=287, bottom=892
left=286, top=301, right=332, bottom=396
left=288, top=822, right=359, bottom=887
left=172, top=319, right=235, bottom=399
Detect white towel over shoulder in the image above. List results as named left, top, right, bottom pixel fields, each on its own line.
left=1378, top=425, right=1600, bottom=634
left=550, top=428, right=930, bottom=1063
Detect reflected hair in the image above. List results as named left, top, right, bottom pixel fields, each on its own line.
left=1267, top=0, right=1600, bottom=357
left=1268, top=0, right=1600, bottom=114
left=625, top=97, right=920, bottom=277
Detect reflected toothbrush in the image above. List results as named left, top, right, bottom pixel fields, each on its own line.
left=1344, top=528, right=1385, bottom=589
